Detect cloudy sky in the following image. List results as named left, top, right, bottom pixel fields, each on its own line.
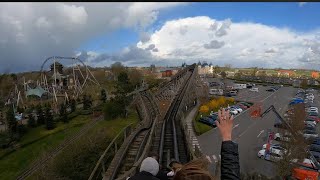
left=1, top=2, right=320, bottom=73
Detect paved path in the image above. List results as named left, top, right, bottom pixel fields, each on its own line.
left=185, top=103, right=201, bottom=151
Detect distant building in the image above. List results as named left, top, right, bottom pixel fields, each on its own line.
left=311, top=71, right=319, bottom=79
left=277, top=70, right=295, bottom=77
left=162, top=70, right=173, bottom=77
left=197, top=61, right=214, bottom=75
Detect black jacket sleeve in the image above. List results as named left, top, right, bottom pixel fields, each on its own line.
left=220, top=141, right=240, bottom=180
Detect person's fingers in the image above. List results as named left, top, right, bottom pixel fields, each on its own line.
left=226, top=110, right=230, bottom=120
left=218, top=109, right=222, bottom=120
left=229, top=115, right=234, bottom=125
left=221, top=108, right=225, bottom=120
left=216, top=119, right=220, bottom=128
left=230, top=114, right=234, bottom=121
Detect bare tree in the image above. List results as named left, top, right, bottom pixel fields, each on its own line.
left=276, top=103, right=308, bottom=177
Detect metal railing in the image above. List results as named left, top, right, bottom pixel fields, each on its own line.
left=88, top=123, right=134, bottom=180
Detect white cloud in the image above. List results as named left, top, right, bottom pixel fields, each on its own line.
left=35, top=17, right=51, bottom=29
left=137, top=16, right=320, bottom=69
left=0, top=2, right=184, bottom=72
left=204, top=40, right=225, bottom=49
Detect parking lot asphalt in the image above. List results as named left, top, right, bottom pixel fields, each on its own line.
left=198, top=83, right=296, bottom=177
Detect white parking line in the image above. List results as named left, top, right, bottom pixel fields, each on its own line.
left=257, top=130, right=264, bottom=138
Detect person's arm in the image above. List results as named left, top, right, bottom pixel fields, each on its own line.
left=216, top=109, right=240, bottom=180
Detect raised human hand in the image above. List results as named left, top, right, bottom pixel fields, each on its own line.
left=216, top=108, right=234, bottom=141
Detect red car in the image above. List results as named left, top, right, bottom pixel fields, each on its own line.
left=237, top=103, right=248, bottom=110
left=308, top=116, right=320, bottom=123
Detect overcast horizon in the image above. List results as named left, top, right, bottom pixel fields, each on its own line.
left=1, top=2, right=320, bottom=73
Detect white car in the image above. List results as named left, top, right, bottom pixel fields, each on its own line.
left=230, top=106, right=243, bottom=113
left=305, top=122, right=317, bottom=127
left=307, top=109, right=319, bottom=113
left=227, top=108, right=238, bottom=115
left=305, top=120, right=317, bottom=126
left=291, top=158, right=317, bottom=169
left=303, top=131, right=319, bottom=139
left=262, top=144, right=287, bottom=154
left=306, top=107, right=319, bottom=111
left=249, top=87, right=259, bottom=92
left=274, top=133, right=290, bottom=142
left=258, top=149, right=283, bottom=162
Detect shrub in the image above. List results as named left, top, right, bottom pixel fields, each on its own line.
left=199, top=105, right=209, bottom=113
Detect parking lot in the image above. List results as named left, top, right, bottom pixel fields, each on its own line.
left=198, top=79, right=298, bottom=177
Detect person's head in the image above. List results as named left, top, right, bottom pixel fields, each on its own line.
left=140, top=157, right=159, bottom=176
left=169, top=160, right=183, bottom=172
left=173, top=158, right=215, bottom=180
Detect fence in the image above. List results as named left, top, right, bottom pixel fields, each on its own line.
left=88, top=123, right=134, bottom=180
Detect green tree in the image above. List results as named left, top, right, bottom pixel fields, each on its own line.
left=82, top=94, right=89, bottom=110
left=59, top=104, right=68, bottom=123
left=37, top=105, right=45, bottom=125
left=220, top=71, right=227, bottom=78
left=45, top=107, right=54, bottom=130
left=128, top=69, right=143, bottom=88
left=110, top=62, right=125, bottom=78
left=70, top=99, right=76, bottom=112
left=103, top=98, right=125, bottom=120
left=214, top=65, right=221, bottom=74
left=100, top=89, right=107, bottom=103
left=6, top=106, right=17, bottom=135
left=28, top=113, right=36, bottom=128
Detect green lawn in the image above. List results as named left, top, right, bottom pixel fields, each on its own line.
left=0, top=114, right=91, bottom=180
left=28, top=110, right=139, bottom=179
left=193, top=113, right=212, bottom=136
left=193, top=100, right=236, bottom=136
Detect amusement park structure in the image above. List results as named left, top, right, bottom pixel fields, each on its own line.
left=5, top=56, right=100, bottom=116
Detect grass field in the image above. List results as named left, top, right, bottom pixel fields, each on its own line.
left=193, top=99, right=236, bottom=135
left=0, top=114, right=91, bottom=180
left=193, top=112, right=213, bottom=136
left=29, top=110, right=139, bottom=179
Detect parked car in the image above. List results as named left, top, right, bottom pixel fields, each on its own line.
left=237, top=103, right=248, bottom=110
left=199, top=117, right=217, bottom=127
left=291, top=158, right=318, bottom=170
left=257, top=149, right=283, bottom=162
left=308, top=112, right=319, bottom=117
left=249, top=87, right=259, bottom=92
left=274, top=122, right=288, bottom=129
left=307, top=110, right=319, bottom=114
left=305, top=120, right=317, bottom=126
left=303, top=130, right=319, bottom=139
left=305, top=121, right=317, bottom=128
left=313, top=138, right=320, bottom=145
left=274, top=133, right=291, bottom=142
left=238, top=102, right=253, bottom=107
left=308, top=116, right=320, bottom=123
left=262, top=143, right=286, bottom=152
left=226, top=107, right=238, bottom=115
left=310, top=151, right=320, bottom=160
left=292, top=167, right=319, bottom=180
left=266, top=88, right=276, bottom=92
left=229, top=91, right=237, bottom=96
left=305, top=125, right=317, bottom=131
left=230, top=106, right=243, bottom=113
left=290, top=100, right=304, bottom=106
left=309, top=144, right=320, bottom=153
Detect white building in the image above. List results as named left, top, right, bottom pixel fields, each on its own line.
left=197, top=61, right=214, bottom=75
